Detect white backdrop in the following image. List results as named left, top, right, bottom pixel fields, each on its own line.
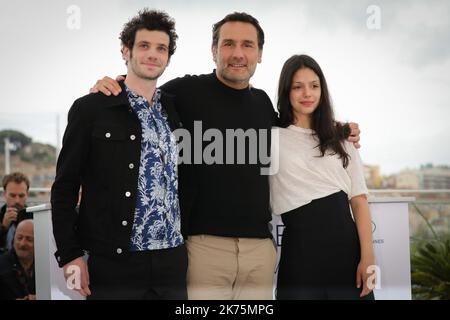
left=32, top=197, right=413, bottom=300
left=270, top=197, right=414, bottom=300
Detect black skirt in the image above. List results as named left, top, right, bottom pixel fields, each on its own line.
left=276, top=191, right=375, bottom=300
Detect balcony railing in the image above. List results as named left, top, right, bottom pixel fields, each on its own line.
left=4, top=188, right=449, bottom=237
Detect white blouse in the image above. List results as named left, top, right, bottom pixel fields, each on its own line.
left=269, top=125, right=368, bottom=215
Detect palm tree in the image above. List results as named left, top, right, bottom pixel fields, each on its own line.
left=411, top=204, right=450, bottom=300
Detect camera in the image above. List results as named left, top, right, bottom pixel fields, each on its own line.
left=16, top=208, right=33, bottom=224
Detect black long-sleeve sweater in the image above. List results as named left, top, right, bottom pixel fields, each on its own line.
left=162, top=71, right=277, bottom=238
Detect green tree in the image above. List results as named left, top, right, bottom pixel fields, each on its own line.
left=18, top=142, right=56, bottom=166
left=0, top=130, right=32, bottom=153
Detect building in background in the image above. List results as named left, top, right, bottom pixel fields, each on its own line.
left=419, top=164, right=450, bottom=190
left=395, top=170, right=420, bottom=189
left=364, top=164, right=382, bottom=189
left=394, top=164, right=450, bottom=190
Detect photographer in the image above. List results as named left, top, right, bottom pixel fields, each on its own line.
left=1, top=172, right=30, bottom=252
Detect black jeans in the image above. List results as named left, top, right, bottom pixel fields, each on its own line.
left=87, top=244, right=188, bottom=300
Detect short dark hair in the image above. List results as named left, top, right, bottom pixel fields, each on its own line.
left=212, top=12, right=265, bottom=50
left=2, top=172, right=30, bottom=191
left=119, top=9, right=178, bottom=58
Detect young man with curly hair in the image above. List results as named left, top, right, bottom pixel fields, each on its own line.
left=51, top=9, right=187, bottom=300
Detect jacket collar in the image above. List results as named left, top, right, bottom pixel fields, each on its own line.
left=104, top=80, right=132, bottom=108
left=105, top=79, right=182, bottom=130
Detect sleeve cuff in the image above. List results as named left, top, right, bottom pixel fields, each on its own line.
left=54, top=249, right=85, bottom=268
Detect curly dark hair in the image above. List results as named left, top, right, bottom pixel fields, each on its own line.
left=277, top=55, right=350, bottom=168
left=119, top=9, right=177, bottom=58
left=212, top=12, right=265, bottom=50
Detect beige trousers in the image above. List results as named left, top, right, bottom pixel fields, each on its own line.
left=186, top=235, right=277, bottom=300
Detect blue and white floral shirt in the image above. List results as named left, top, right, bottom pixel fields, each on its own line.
left=126, top=86, right=183, bottom=251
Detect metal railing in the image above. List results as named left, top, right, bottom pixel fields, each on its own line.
left=3, top=189, right=449, bottom=237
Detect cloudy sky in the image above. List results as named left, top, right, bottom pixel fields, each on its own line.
left=0, top=0, right=449, bottom=175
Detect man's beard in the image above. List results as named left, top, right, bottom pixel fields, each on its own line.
left=130, top=51, right=164, bottom=81
left=220, top=63, right=255, bottom=85
left=135, top=69, right=163, bottom=81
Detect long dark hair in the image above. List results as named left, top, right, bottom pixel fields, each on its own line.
left=277, top=54, right=350, bottom=168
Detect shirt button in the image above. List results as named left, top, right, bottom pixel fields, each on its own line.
left=130, top=135, right=136, bottom=141
left=125, top=191, right=131, bottom=197
left=105, top=132, right=111, bottom=138
left=116, top=248, right=122, bottom=254
left=129, top=163, right=134, bottom=169
left=122, top=220, right=128, bottom=226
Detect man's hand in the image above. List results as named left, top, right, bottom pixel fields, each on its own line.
left=63, top=256, right=91, bottom=297
left=347, top=122, right=361, bottom=149
left=2, top=207, right=18, bottom=230
left=90, top=75, right=125, bottom=96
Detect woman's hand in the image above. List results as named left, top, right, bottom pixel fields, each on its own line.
left=356, top=258, right=376, bottom=297
left=348, top=122, right=361, bottom=149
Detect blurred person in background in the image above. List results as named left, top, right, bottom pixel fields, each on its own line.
left=0, top=172, right=31, bottom=253
left=0, top=219, right=35, bottom=300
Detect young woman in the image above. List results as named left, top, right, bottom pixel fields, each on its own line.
left=270, top=55, right=375, bottom=300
